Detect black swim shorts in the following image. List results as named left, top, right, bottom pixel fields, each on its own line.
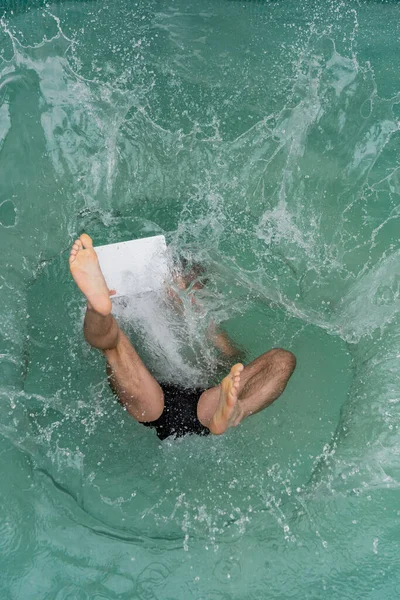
left=142, top=383, right=210, bottom=440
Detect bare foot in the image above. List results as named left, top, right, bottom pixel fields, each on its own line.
left=208, top=363, right=244, bottom=435
left=69, top=233, right=112, bottom=316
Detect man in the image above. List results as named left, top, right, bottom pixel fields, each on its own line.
left=69, top=233, right=296, bottom=440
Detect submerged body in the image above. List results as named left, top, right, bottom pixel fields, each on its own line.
left=69, top=234, right=296, bottom=439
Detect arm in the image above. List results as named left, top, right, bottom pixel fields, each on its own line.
left=207, top=320, right=246, bottom=362
left=169, top=269, right=245, bottom=361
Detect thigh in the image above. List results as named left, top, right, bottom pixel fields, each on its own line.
left=237, top=349, right=282, bottom=388
left=197, top=349, right=295, bottom=425
left=238, top=348, right=296, bottom=395
left=105, top=330, right=164, bottom=422
left=201, top=350, right=280, bottom=399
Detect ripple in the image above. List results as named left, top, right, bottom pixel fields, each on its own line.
left=135, top=562, right=171, bottom=600
left=0, top=199, right=17, bottom=227
left=55, top=586, right=89, bottom=600
left=213, top=553, right=241, bottom=583
left=0, top=505, right=23, bottom=556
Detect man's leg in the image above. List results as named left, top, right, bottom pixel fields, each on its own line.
left=70, top=234, right=164, bottom=423
left=197, top=349, right=296, bottom=435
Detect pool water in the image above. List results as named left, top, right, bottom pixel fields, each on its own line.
left=1, top=1, right=400, bottom=598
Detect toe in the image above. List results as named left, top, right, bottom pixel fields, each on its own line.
left=231, top=363, right=244, bottom=376
left=80, top=233, right=93, bottom=248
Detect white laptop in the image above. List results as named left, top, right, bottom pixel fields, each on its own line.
left=94, top=235, right=169, bottom=298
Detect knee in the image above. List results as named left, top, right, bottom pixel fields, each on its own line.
left=84, top=322, right=120, bottom=351
left=268, top=348, right=296, bottom=374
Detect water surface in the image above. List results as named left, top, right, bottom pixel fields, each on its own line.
left=1, top=1, right=400, bottom=598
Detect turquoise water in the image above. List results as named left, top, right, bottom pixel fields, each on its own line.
left=1, top=0, right=400, bottom=597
